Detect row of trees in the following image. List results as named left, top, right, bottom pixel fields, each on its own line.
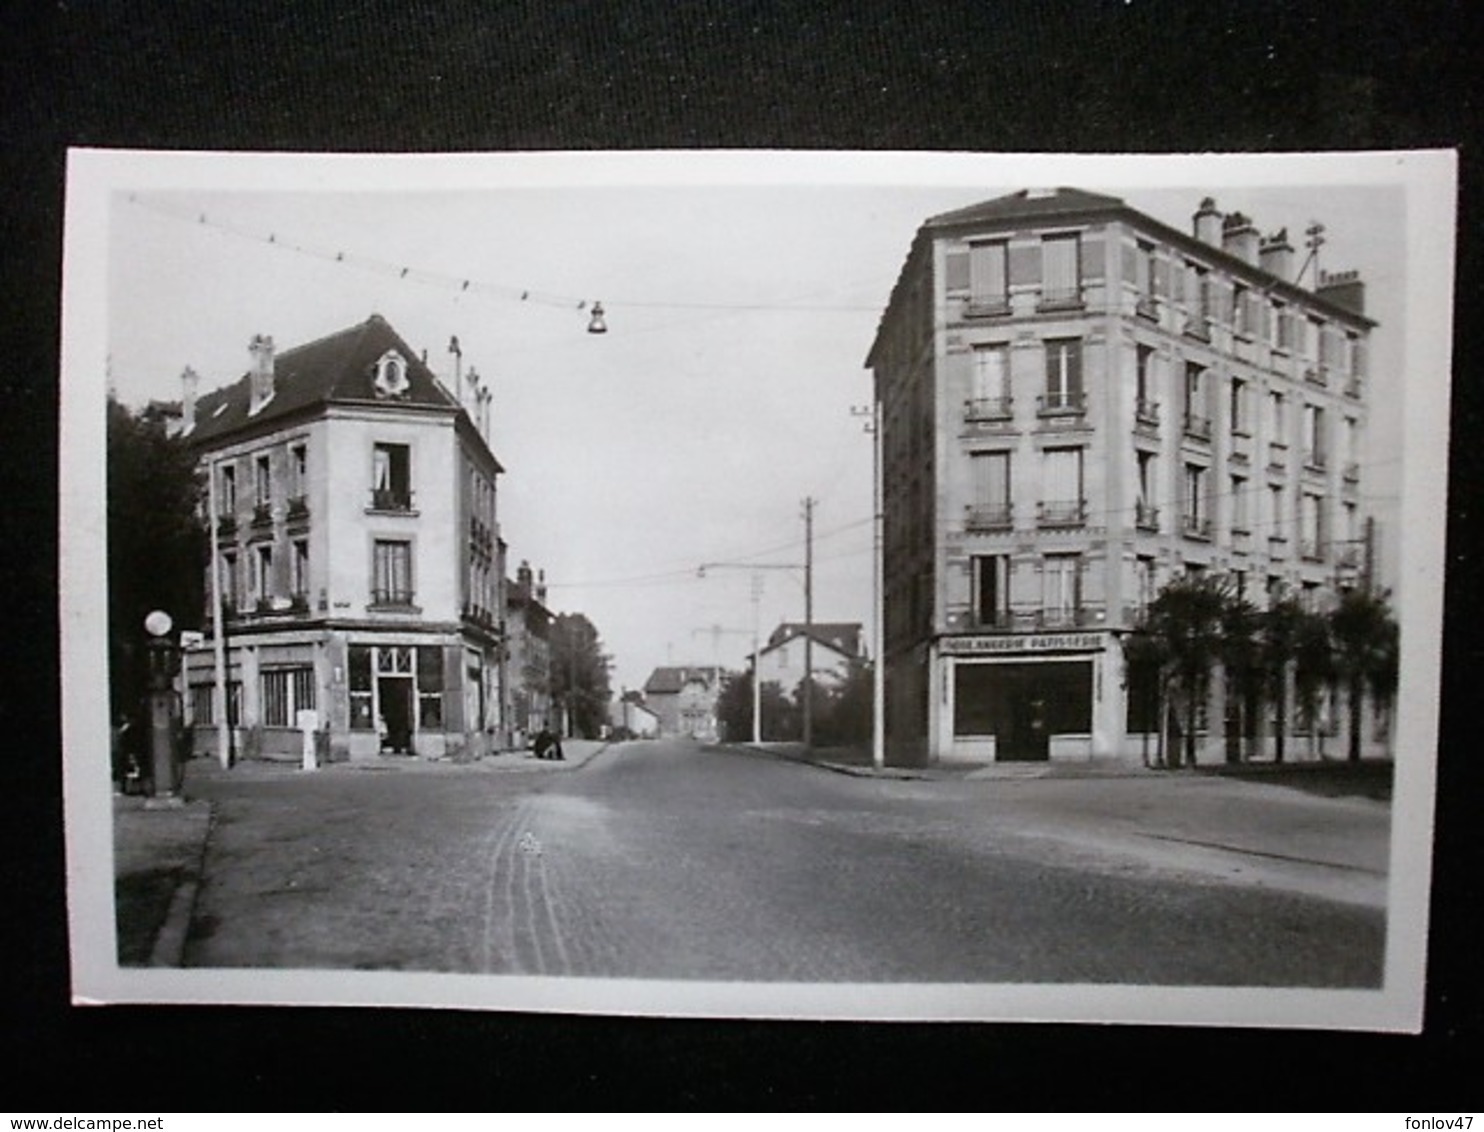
left=1125, top=572, right=1399, bottom=768
left=715, top=660, right=874, bottom=747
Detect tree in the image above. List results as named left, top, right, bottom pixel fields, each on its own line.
left=1142, top=572, right=1229, bottom=768
left=1120, top=627, right=1169, bottom=767
left=1218, top=590, right=1262, bottom=764
left=1259, top=589, right=1305, bottom=765
left=548, top=612, right=612, bottom=739
left=1293, top=606, right=1336, bottom=758
left=108, top=396, right=206, bottom=726
left=715, top=670, right=753, bottom=743
left=804, top=659, right=873, bottom=748
left=1329, top=587, right=1399, bottom=762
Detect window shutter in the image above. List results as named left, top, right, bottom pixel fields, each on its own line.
left=1008, top=244, right=1041, bottom=287
left=1068, top=340, right=1083, bottom=395
left=944, top=249, right=970, bottom=293
left=1153, top=256, right=1168, bottom=297
left=1121, top=242, right=1137, bottom=285
left=1170, top=262, right=1185, bottom=303
left=1081, top=237, right=1104, bottom=280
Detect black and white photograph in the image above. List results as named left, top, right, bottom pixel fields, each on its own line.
left=60, top=149, right=1453, bottom=1030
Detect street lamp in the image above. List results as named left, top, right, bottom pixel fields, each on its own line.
left=852, top=401, right=885, bottom=770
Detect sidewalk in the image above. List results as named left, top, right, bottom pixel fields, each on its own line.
left=741, top=741, right=1155, bottom=782
left=114, top=739, right=610, bottom=966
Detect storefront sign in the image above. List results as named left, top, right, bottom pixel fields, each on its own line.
left=940, top=632, right=1103, bottom=655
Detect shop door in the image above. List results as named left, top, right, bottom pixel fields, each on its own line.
left=378, top=677, right=414, bottom=754
left=1002, top=681, right=1050, bottom=762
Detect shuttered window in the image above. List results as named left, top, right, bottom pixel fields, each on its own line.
left=969, top=241, right=1008, bottom=310
left=1041, top=234, right=1081, bottom=306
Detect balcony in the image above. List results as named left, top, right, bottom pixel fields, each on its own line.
left=965, top=502, right=1013, bottom=532
left=1180, top=513, right=1213, bottom=541
left=1300, top=539, right=1326, bottom=563
left=1183, top=313, right=1212, bottom=342
left=1037, top=391, right=1086, bottom=419
left=1182, top=413, right=1212, bottom=442
left=965, top=296, right=1012, bottom=320
left=1335, top=544, right=1362, bottom=572
left=1303, top=449, right=1327, bottom=474
left=1344, top=377, right=1363, bottom=399
left=462, top=602, right=499, bottom=631
left=286, top=495, right=310, bottom=522
left=1037, top=499, right=1086, bottom=529
left=1036, top=287, right=1084, bottom=313
left=1267, top=441, right=1288, bottom=470
left=369, top=488, right=415, bottom=513
left=288, top=592, right=310, bottom=614
left=1229, top=430, right=1252, bottom=463
left=1134, top=500, right=1160, bottom=533
left=250, top=502, right=273, bottom=528
left=1304, top=366, right=1327, bottom=387
left=1342, top=461, right=1360, bottom=484
left=215, top=514, right=237, bottom=537
left=1134, top=294, right=1159, bottom=322
left=1268, top=533, right=1288, bottom=558
left=370, top=588, right=417, bottom=609
left=964, top=395, right=1014, bottom=424
left=1036, top=605, right=1101, bottom=630
left=1134, top=398, right=1160, bottom=434
left=967, top=609, right=1014, bottom=632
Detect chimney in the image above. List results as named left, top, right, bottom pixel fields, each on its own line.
left=248, top=334, right=276, bottom=415
left=536, top=568, right=547, bottom=605
left=180, top=366, right=199, bottom=433
left=1192, top=197, right=1223, bottom=245
left=1317, top=269, right=1366, bottom=316
left=517, top=559, right=533, bottom=594
left=478, top=385, right=492, bottom=441
left=1221, top=211, right=1260, bottom=265
left=1259, top=228, right=1294, bottom=281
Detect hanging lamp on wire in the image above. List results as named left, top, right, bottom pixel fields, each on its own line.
left=587, top=301, right=608, bottom=334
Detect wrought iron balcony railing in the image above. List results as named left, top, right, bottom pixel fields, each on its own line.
left=250, top=503, right=273, bottom=527
left=1037, top=391, right=1086, bottom=417
left=1036, top=287, right=1084, bottom=312
left=1183, top=314, right=1212, bottom=342
left=1183, top=413, right=1212, bottom=441
left=286, top=495, right=310, bottom=520
left=1134, top=501, right=1160, bottom=533
left=370, top=588, right=416, bottom=607
left=965, top=296, right=1012, bottom=319
left=1135, top=294, right=1159, bottom=321
left=965, top=502, right=1013, bottom=531
left=1181, top=513, right=1213, bottom=540
left=1300, top=539, right=1326, bottom=563
left=369, top=488, right=415, bottom=512
left=1134, top=398, right=1160, bottom=430
left=1037, top=499, right=1086, bottom=528
left=964, top=395, right=1013, bottom=423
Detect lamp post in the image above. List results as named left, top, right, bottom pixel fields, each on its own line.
left=852, top=401, right=885, bottom=770
left=698, top=561, right=803, bottom=744
left=143, top=609, right=181, bottom=800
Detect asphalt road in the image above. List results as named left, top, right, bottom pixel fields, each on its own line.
left=182, top=738, right=1386, bottom=985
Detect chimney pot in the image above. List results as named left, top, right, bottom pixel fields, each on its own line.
left=180, top=366, right=199, bottom=432
left=248, top=334, right=276, bottom=415
left=1193, top=197, right=1223, bottom=245
left=1259, top=228, right=1295, bottom=282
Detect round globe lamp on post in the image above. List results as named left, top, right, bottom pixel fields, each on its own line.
left=143, top=610, right=182, bottom=802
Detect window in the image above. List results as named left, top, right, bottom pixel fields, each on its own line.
left=968, top=451, right=1011, bottom=528
left=1040, top=447, right=1084, bottom=526
left=1183, top=463, right=1209, bottom=537
left=1043, top=554, right=1082, bottom=624
left=372, top=443, right=412, bottom=510
left=349, top=646, right=374, bottom=730
left=253, top=544, right=273, bottom=606
left=972, top=554, right=1009, bottom=627
left=1342, top=416, right=1359, bottom=476
left=219, top=550, right=238, bottom=609
left=969, top=344, right=1011, bottom=418
left=1301, top=492, right=1325, bottom=558
left=1269, top=484, right=1286, bottom=542
left=1275, top=301, right=1293, bottom=350
left=1231, top=474, right=1249, bottom=534
left=417, top=646, right=444, bottom=729
left=289, top=443, right=307, bottom=507
left=1303, top=403, right=1326, bottom=468
left=255, top=453, right=272, bottom=507
left=1040, top=234, right=1081, bottom=308
left=1233, top=283, right=1250, bottom=336
left=1135, top=344, right=1157, bottom=424
left=262, top=666, right=316, bottom=727
left=219, top=464, right=237, bottom=513
left=372, top=539, right=413, bottom=605
left=1229, top=377, right=1248, bottom=435
left=968, top=241, right=1009, bottom=313
left=1135, top=450, right=1158, bottom=530
left=190, top=681, right=241, bottom=727
left=291, top=537, right=309, bottom=600
left=1135, top=555, right=1157, bottom=614
left=1184, top=363, right=1210, bottom=438
left=1043, top=338, right=1083, bottom=411
left=1135, top=241, right=1156, bottom=313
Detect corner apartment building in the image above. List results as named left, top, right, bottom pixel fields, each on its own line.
left=866, top=188, right=1375, bottom=765
left=181, top=314, right=509, bottom=761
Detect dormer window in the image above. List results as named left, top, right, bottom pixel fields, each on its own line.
left=373, top=350, right=410, bottom=398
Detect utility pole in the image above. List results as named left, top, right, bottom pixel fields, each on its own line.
left=852, top=402, right=885, bottom=770
left=698, top=561, right=803, bottom=744
left=802, top=496, right=815, bottom=748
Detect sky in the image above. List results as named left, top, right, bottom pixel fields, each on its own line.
left=97, top=153, right=1423, bottom=695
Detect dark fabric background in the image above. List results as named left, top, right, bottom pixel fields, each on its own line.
left=2, top=0, right=1477, bottom=1109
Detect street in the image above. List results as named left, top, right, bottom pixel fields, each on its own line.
left=180, top=739, right=1387, bottom=985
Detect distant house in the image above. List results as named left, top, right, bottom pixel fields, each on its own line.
left=755, top=622, right=864, bottom=694
left=609, top=690, right=660, bottom=739
left=506, top=560, right=554, bottom=746
left=642, top=666, right=724, bottom=740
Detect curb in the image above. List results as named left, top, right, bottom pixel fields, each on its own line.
left=147, top=802, right=215, bottom=968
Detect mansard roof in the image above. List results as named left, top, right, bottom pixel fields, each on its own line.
left=925, top=187, right=1127, bottom=230
left=188, top=314, right=462, bottom=446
